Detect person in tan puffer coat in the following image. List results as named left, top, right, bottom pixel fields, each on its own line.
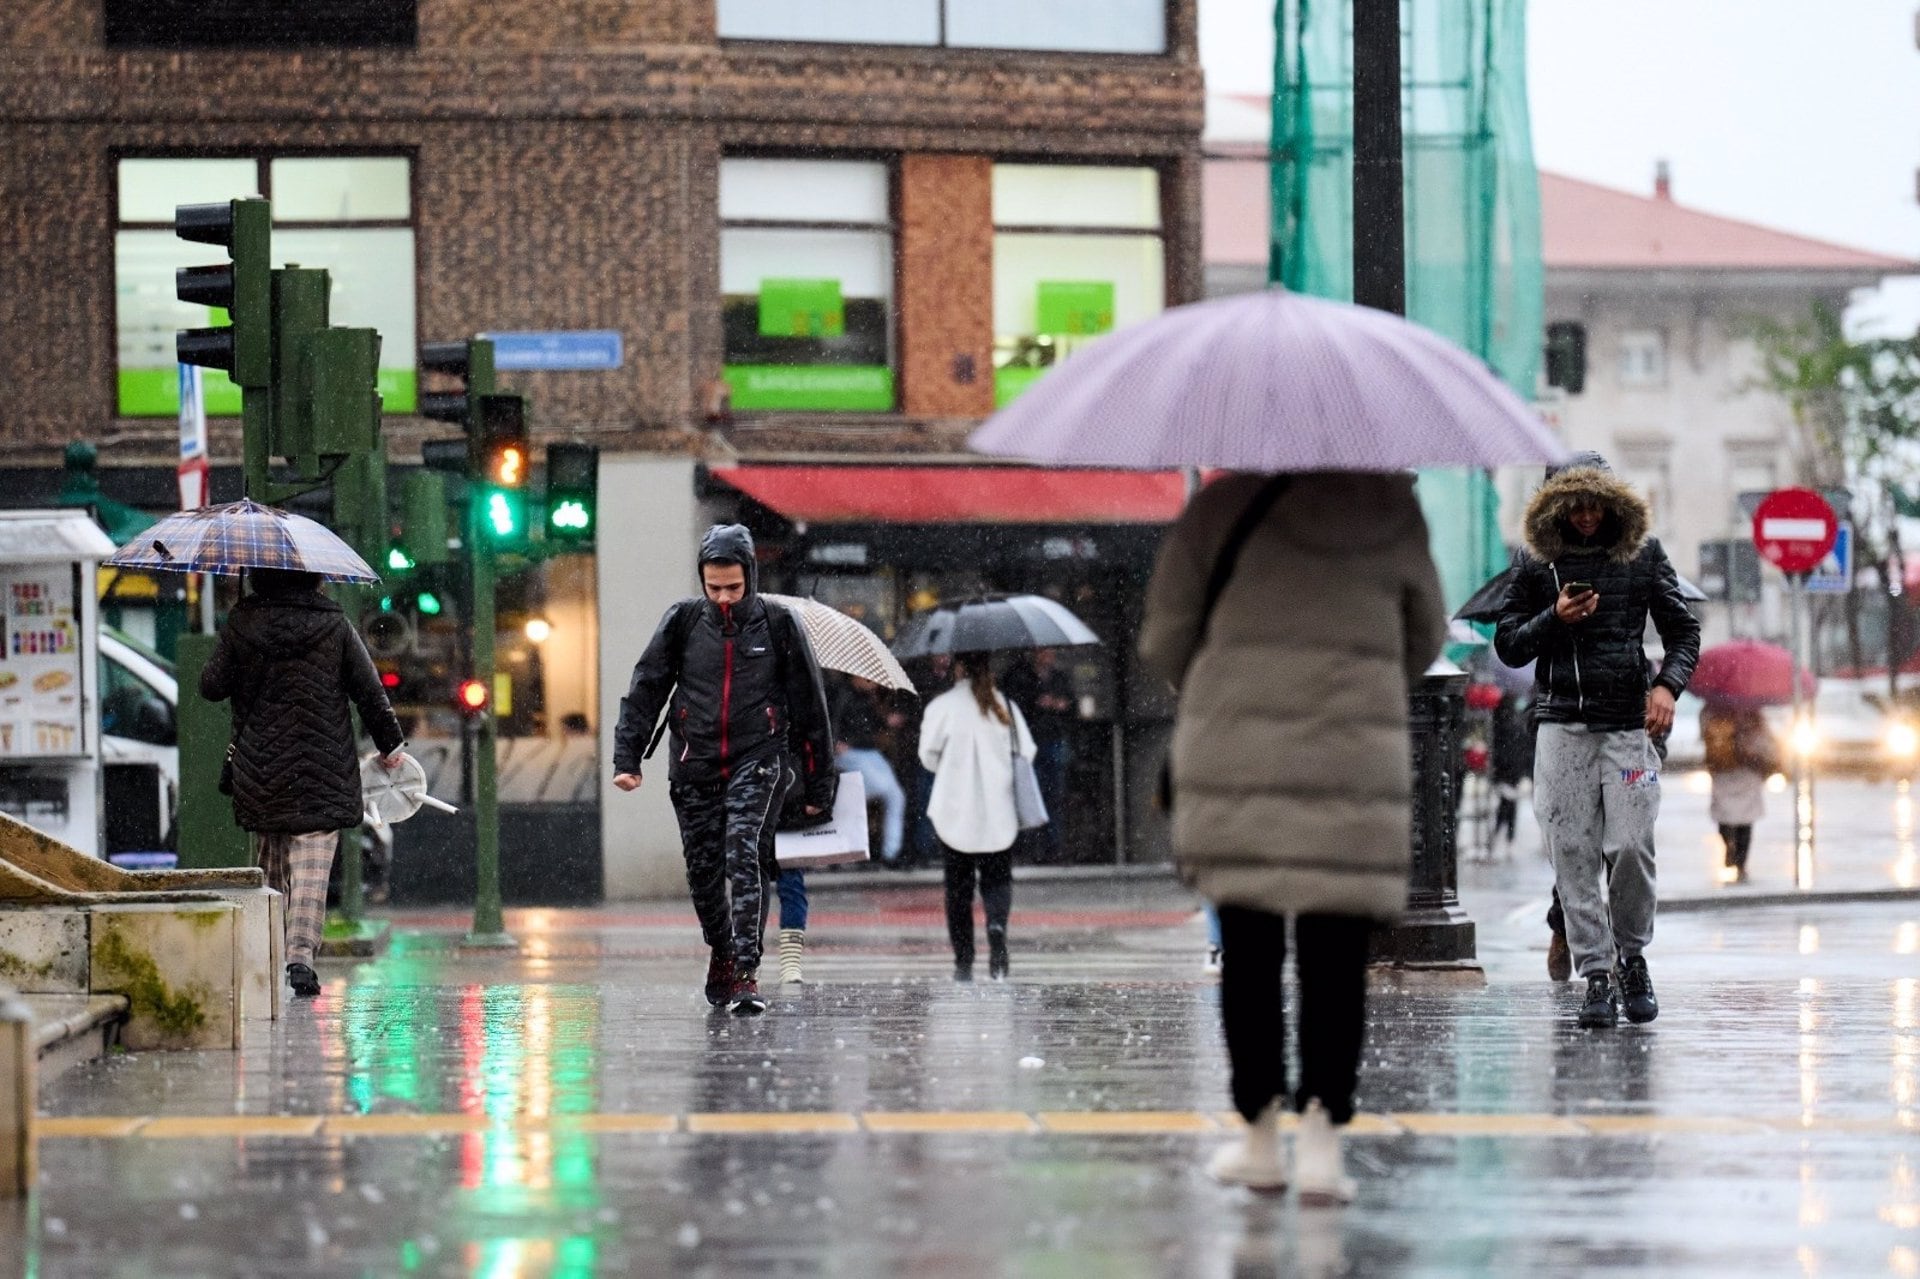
left=1140, top=471, right=1446, bottom=1201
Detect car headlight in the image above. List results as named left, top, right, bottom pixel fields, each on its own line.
left=1888, top=721, right=1919, bottom=760
left=1790, top=716, right=1822, bottom=758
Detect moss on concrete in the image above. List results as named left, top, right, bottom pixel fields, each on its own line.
left=93, top=923, right=209, bottom=1040
left=0, top=949, right=56, bottom=982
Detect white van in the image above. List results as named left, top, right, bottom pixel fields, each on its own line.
left=98, top=628, right=179, bottom=853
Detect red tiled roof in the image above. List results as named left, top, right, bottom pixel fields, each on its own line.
left=1202, top=115, right=1909, bottom=274
left=1539, top=172, right=1910, bottom=272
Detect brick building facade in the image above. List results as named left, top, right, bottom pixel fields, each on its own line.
left=0, top=0, right=1204, bottom=463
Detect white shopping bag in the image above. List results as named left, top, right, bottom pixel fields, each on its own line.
left=775, top=771, right=870, bottom=869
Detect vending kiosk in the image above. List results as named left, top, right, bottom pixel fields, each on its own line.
left=0, top=512, right=116, bottom=857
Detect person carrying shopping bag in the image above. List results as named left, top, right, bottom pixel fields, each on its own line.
left=1141, top=472, right=1447, bottom=1203
left=917, top=654, right=1039, bottom=982
left=200, top=567, right=407, bottom=1000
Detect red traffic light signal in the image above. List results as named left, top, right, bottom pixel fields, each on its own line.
left=456, top=678, right=489, bottom=715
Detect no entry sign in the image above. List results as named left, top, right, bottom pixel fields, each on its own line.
left=1752, top=487, right=1839, bottom=576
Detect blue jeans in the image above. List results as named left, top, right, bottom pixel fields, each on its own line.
left=1204, top=902, right=1223, bottom=950
left=777, top=869, right=807, bottom=931
left=839, top=747, right=906, bottom=861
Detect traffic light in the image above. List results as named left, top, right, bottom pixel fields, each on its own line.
left=419, top=338, right=495, bottom=427
left=175, top=198, right=272, bottom=387
left=474, top=394, right=530, bottom=550
left=545, top=442, right=598, bottom=547
left=456, top=678, right=490, bottom=716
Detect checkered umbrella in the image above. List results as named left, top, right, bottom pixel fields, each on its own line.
left=105, top=498, right=379, bottom=583
left=764, top=594, right=916, bottom=695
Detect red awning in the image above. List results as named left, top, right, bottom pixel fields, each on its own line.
left=709, top=466, right=1189, bottom=525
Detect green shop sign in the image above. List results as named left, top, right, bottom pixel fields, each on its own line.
left=724, top=365, right=894, bottom=412
left=118, top=367, right=418, bottom=417
left=758, top=278, right=846, bottom=339
left=1037, top=281, right=1115, bottom=336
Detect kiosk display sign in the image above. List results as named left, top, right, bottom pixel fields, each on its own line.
left=0, top=567, right=84, bottom=757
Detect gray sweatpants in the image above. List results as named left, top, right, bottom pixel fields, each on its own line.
left=1534, top=724, right=1661, bottom=978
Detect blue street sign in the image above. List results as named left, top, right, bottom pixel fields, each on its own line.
left=1806, top=522, right=1852, bottom=594
left=483, top=330, right=624, bottom=371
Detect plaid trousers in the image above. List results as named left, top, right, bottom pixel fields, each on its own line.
left=252, top=831, right=338, bottom=966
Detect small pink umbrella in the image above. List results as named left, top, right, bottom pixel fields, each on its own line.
left=1690, top=639, right=1816, bottom=709
left=969, top=289, right=1567, bottom=471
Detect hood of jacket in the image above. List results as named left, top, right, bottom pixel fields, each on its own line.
left=223, top=591, right=347, bottom=658
left=1271, top=472, right=1424, bottom=555
left=698, top=523, right=760, bottom=626
left=1522, top=466, right=1652, bottom=565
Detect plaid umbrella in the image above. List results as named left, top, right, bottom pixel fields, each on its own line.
left=892, top=595, right=1099, bottom=659
left=969, top=289, right=1566, bottom=471
left=105, top=498, right=379, bottom=584
left=764, top=594, right=916, bottom=695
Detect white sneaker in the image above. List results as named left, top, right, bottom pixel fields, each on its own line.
left=1206, top=1102, right=1287, bottom=1190
left=1203, top=947, right=1223, bottom=976
left=1293, top=1100, right=1357, bottom=1206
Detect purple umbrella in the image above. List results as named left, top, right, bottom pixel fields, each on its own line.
left=970, top=289, right=1566, bottom=471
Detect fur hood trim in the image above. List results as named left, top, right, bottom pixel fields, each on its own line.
left=1522, top=467, right=1652, bottom=564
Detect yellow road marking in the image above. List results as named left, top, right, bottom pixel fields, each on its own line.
left=864, top=1112, right=1038, bottom=1134
left=1040, top=1111, right=1218, bottom=1134
left=141, top=1116, right=323, bottom=1139
left=37, top=1117, right=146, bottom=1138
left=29, top=1111, right=1916, bottom=1140
left=687, top=1113, right=860, bottom=1134
left=1579, top=1116, right=1772, bottom=1136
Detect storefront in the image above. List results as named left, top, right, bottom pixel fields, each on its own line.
left=702, top=463, right=1186, bottom=866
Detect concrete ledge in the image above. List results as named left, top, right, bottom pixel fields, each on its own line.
left=25, top=994, right=128, bottom=1081
left=318, top=919, right=392, bottom=959
left=1662, top=886, right=1920, bottom=914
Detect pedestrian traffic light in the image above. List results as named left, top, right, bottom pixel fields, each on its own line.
left=545, top=442, right=598, bottom=547
left=174, top=198, right=272, bottom=388
left=456, top=678, right=490, bottom=716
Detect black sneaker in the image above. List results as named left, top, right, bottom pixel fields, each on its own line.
left=729, top=974, right=767, bottom=1017
left=704, top=949, right=735, bottom=1008
left=953, top=965, right=974, bottom=983
left=988, top=928, right=1010, bottom=982
left=286, top=962, right=321, bottom=998
left=1577, top=973, right=1618, bottom=1029
left=1618, top=954, right=1659, bottom=1024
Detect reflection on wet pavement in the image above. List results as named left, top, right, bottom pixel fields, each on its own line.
left=15, top=883, right=1920, bottom=1276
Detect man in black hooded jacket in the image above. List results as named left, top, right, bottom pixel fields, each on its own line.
left=1496, top=453, right=1699, bottom=1030
left=612, top=525, right=836, bottom=1015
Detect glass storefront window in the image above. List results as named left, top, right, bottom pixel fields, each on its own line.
left=720, top=158, right=896, bottom=413
left=113, top=154, right=417, bottom=418
left=991, top=165, right=1165, bottom=406
left=718, top=0, right=1166, bottom=53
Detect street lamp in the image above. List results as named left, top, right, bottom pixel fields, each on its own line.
left=524, top=617, right=552, bottom=644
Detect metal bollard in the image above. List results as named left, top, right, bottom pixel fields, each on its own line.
left=0, top=983, right=33, bottom=1196
left=1371, top=662, right=1479, bottom=966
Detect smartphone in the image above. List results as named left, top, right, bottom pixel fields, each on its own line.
left=1564, top=582, right=1595, bottom=598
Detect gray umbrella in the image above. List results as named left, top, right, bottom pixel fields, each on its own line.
left=1453, top=563, right=1708, bottom=623
left=892, top=594, right=1099, bottom=659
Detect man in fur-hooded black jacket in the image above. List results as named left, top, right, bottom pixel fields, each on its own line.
left=1496, top=453, right=1699, bottom=1030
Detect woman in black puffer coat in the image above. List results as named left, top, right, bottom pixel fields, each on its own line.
left=200, top=568, right=405, bottom=997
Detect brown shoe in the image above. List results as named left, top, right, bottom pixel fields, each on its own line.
left=1547, top=931, right=1572, bottom=983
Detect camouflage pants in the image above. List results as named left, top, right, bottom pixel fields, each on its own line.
left=669, top=756, right=788, bottom=975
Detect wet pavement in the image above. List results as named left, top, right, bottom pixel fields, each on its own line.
left=9, top=872, right=1920, bottom=1277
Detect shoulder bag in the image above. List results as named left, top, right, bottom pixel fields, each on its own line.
left=1155, top=474, right=1294, bottom=813
left=1009, top=702, right=1049, bottom=831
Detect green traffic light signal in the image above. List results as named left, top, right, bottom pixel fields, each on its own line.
left=549, top=497, right=592, bottom=535
left=415, top=591, right=443, bottom=617
left=480, top=486, right=529, bottom=549
left=386, top=545, right=415, bottom=573
left=544, top=441, right=598, bottom=548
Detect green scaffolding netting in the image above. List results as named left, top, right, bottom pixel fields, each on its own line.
left=1270, top=0, right=1544, bottom=633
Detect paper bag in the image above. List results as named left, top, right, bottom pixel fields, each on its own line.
left=775, top=771, right=870, bottom=868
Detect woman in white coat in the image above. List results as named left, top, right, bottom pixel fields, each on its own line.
left=918, top=653, right=1036, bottom=981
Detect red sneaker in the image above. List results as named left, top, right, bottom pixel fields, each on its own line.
left=728, top=973, right=767, bottom=1017
left=704, top=949, right=735, bottom=1008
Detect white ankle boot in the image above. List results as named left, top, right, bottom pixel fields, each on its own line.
left=778, top=929, right=806, bottom=984
left=1294, top=1100, right=1357, bottom=1205
left=1207, top=1101, right=1287, bottom=1190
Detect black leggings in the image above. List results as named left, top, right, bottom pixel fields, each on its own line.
left=1719, top=824, right=1753, bottom=870
left=943, top=846, right=1012, bottom=966
left=1217, top=907, right=1373, bottom=1126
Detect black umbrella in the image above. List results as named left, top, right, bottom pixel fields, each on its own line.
left=1453, top=564, right=1708, bottom=623
left=892, top=594, right=1100, bottom=659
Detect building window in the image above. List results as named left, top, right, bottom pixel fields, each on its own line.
left=1617, top=329, right=1667, bottom=388
left=720, top=158, right=896, bottom=413
left=992, top=165, right=1166, bottom=406
left=104, top=0, right=416, bottom=48
left=717, top=0, right=1167, bottom=54
left=114, top=155, right=417, bottom=418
